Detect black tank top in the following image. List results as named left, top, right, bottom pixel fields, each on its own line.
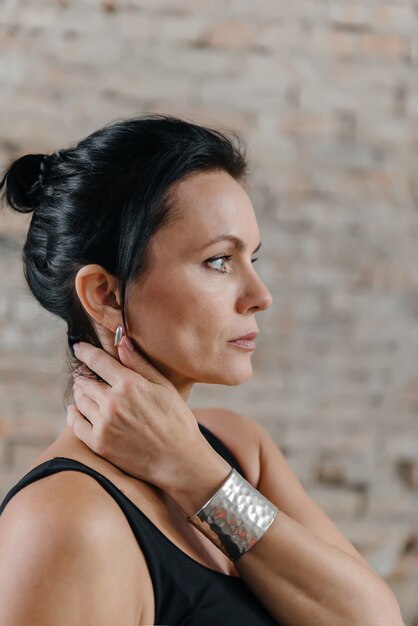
left=0, top=422, right=280, bottom=625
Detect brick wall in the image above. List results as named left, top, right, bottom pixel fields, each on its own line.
left=1, top=1, right=417, bottom=622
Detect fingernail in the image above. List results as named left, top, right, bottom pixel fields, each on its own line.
left=122, top=336, right=134, bottom=352
left=73, top=343, right=80, bottom=355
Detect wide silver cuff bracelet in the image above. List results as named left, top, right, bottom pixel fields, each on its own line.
left=186, top=467, right=279, bottom=562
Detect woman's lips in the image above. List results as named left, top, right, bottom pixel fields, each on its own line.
left=228, top=338, right=256, bottom=350
left=228, top=330, right=258, bottom=351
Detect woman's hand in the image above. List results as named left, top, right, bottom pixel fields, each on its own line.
left=67, top=336, right=221, bottom=499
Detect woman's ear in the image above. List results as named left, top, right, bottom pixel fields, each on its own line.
left=74, top=264, right=121, bottom=331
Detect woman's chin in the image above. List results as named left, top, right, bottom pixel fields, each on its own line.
left=204, top=362, right=254, bottom=386
left=225, top=372, right=253, bottom=386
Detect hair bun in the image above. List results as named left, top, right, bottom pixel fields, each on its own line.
left=0, top=153, right=47, bottom=213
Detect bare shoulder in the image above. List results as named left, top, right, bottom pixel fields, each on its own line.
left=192, top=406, right=263, bottom=488
left=0, top=471, right=150, bottom=625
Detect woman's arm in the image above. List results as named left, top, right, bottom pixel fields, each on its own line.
left=166, top=418, right=405, bottom=626
left=234, top=509, right=404, bottom=626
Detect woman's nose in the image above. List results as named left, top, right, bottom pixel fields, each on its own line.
left=254, top=284, right=273, bottom=311
left=237, top=270, right=273, bottom=313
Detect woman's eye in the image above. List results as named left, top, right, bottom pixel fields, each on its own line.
left=205, top=255, right=258, bottom=274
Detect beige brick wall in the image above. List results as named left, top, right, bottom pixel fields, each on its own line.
left=1, top=1, right=417, bottom=622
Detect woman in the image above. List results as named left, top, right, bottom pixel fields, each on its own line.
left=0, top=114, right=404, bottom=626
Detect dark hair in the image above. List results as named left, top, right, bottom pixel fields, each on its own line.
left=0, top=113, right=249, bottom=406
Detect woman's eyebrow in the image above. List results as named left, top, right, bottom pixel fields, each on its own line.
left=197, top=234, right=262, bottom=254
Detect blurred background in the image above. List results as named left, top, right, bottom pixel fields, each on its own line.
left=1, top=0, right=418, bottom=622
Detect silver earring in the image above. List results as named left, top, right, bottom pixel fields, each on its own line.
left=114, top=324, right=123, bottom=346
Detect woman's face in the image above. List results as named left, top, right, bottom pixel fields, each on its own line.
left=127, top=170, right=273, bottom=399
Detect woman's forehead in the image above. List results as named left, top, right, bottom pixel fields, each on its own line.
left=172, top=169, right=245, bottom=206
left=158, top=171, right=258, bottom=247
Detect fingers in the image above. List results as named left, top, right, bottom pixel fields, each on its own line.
left=73, top=337, right=170, bottom=389
left=67, top=404, right=93, bottom=444
left=73, top=376, right=108, bottom=406
left=73, top=342, right=133, bottom=386
left=73, top=385, right=101, bottom=424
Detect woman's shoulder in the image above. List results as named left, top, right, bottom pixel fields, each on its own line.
left=0, top=459, right=138, bottom=541
left=0, top=468, right=148, bottom=625
left=0, top=431, right=153, bottom=579
left=192, top=406, right=262, bottom=488
left=0, top=467, right=107, bottom=536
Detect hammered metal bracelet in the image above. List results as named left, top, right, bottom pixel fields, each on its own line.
left=186, top=467, right=279, bottom=562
